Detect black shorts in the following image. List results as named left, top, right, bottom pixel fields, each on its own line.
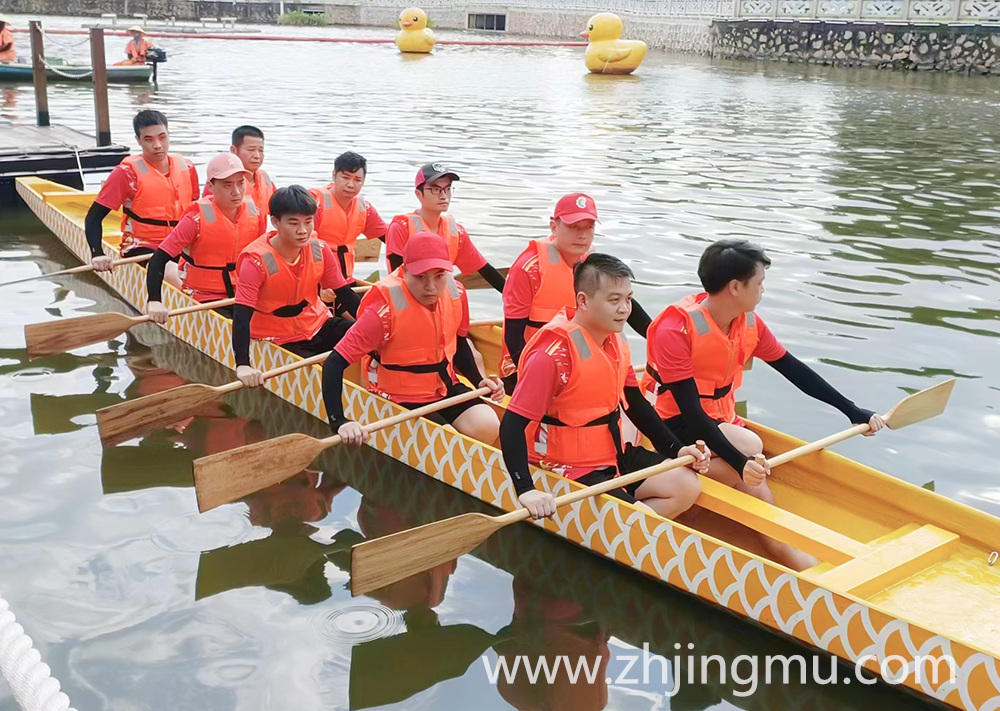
left=663, top=414, right=723, bottom=446
left=283, top=317, right=354, bottom=358
left=120, top=246, right=180, bottom=262
left=397, top=382, right=483, bottom=426
left=575, top=443, right=667, bottom=505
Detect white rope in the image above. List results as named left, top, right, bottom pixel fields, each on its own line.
left=0, top=596, right=76, bottom=711
left=40, top=58, right=93, bottom=79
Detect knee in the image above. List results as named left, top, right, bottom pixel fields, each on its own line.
left=729, top=428, right=763, bottom=458
left=678, top=469, right=702, bottom=509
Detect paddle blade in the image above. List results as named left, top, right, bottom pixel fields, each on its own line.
left=457, top=266, right=510, bottom=290
left=25, top=312, right=138, bottom=359
left=193, top=433, right=327, bottom=512
left=884, top=378, right=956, bottom=430
left=96, top=383, right=224, bottom=447
left=351, top=513, right=504, bottom=597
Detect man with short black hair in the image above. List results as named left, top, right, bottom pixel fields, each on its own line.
left=310, top=151, right=387, bottom=284
left=231, top=186, right=361, bottom=388
left=85, top=110, right=198, bottom=288
left=642, top=238, right=885, bottom=569
left=500, top=253, right=708, bottom=521
left=204, top=126, right=275, bottom=217
left=386, top=163, right=506, bottom=293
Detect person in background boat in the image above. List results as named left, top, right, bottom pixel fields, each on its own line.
left=500, top=193, right=653, bottom=393
left=642, top=238, right=885, bottom=570
left=324, top=231, right=506, bottom=447
left=120, top=26, right=155, bottom=65
left=500, top=254, right=708, bottom=521
left=0, top=16, right=16, bottom=64
left=86, top=110, right=198, bottom=287
left=232, top=186, right=361, bottom=387
left=309, top=151, right=387, bottom=304
left=385, top=163, right=506, bottom=293
left=144, top=153, right=266, bottom=318
left=204, top=125, right=275, bottom=217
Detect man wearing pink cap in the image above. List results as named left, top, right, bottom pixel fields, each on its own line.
left=323, top=230, right=505, bottom=446
left=500, top=193, right=652, bottom=392
left=385, top=163, right=506, bottom=293
left=145, top=152, right=266, bottom=320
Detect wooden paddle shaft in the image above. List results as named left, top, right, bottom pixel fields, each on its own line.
left=319, top=386, right=493, bottom=446
left=0, top=253, right=152, bottom=287
left=767, top=423, right=870, bottom=468
left=469, top=318, right=503, bottom=328
left=164, top=297, right=236, bottom=318
left=214, top=350, right=333, bottom=396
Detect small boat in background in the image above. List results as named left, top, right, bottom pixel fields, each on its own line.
left=0, top=59, right=152, bottom=83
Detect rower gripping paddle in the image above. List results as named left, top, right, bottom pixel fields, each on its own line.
left=24, top=297, right=236, bottom=359
left=193, top=386, right=493, bottom=513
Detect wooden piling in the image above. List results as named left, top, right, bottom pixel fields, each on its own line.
left=29, top=21, right=49, bottom=127
left=89, top=28, right=111, bottom=147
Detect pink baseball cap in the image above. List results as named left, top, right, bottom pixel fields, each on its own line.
left=553, top=193, right=599, bottom=224
left=404, top=231, right=453, bottom=275
left=207, top=152, right=249, bottom=181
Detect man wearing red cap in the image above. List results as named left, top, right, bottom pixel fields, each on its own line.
left=323, top=231, right=505, bottom=446
left=500, top=193, right=652, bottom=392
left=385, top=163, right=506, bottom=293
left=145, top=152, right=267, bottom=319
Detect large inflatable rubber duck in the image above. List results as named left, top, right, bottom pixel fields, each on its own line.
left=395, top=7, right=436, bottom=54
left=581, top=13, right=647, bottom=75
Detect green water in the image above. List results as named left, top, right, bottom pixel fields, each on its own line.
left=1, top=13, right=999, bottom=711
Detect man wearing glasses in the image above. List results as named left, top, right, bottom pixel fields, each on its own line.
left=386, top=163, right=506, bottom=293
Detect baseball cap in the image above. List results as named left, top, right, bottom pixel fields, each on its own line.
left=404, top=231, right=453, bottom=275
left=207, top=152, right=250, bottom=181
left=553, top=193, right=599, bottom=225
left=415, top=162, right=460, bottom=189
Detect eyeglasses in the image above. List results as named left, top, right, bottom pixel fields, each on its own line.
left=423, top=184, right=454, bottom=197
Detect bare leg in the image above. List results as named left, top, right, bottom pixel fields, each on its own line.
left=634, top=467, right=701, bottom=519
left=452, top=402, right=500, bottom=447
left=706, top=423, right=818, bottom=571
left=164, top=261, right=182, bottom=290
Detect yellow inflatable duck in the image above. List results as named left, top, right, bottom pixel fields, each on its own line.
left=395, top=7, right=436, bottom=54
left=581, top=13, right=647, bottom=75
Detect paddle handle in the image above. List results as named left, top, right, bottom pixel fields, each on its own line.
left=766, top=422, right=871, bottom=468
left=165, top=297, right=236, bottom=318
left=0, top=253, right=152, bottom=287
left=321, top=386, right=493, bottom=446
left=496, top=454, right=698, bottom=525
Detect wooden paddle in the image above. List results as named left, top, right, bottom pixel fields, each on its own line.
left=24, top=297, right=236, bottom=359
left=457, top=266, right=510, bottom=290
left=0, top=253, right=152, bottom=288
left=96, top=350, right=334, bottom=447
left=350, top=452, right=699, bottom=597
left=193, top=386, right=493, bottom=513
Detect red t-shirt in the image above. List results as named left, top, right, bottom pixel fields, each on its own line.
left=385, top=214, right=487, bottom=275
left=312, top=192, right=388, bottom=240
left=94, top=159, right=199, bottom=212
left=335, top=286, right=472, bottom=404
left=507, top=330, right=638, bottom=478
left=158, top=202, right=268, bottom=302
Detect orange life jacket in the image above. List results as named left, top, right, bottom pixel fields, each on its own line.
left=236, top=232, right=330, bottom=343
left=249, top=169, right=275, bottom=217
left=500, top=237, right=577, bottom=378
left=642, top=292, right=760, bottom=423
left=519, top=311, right=631, bottom=473
left=389, top=212, right=459, bottom=270
left=312, top=187, right=369, bottom=280
left=0, top=27, right=16, bottom=63
left=180, top=197, right=260, bottom=298
left=359, top=268, right=464, bottom=401
left=126, top=37, right=153, bottom=62
left=120, top=154, right=195, bottom=251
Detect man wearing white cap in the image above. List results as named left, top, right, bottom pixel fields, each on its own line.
left=0, top=16, right=16, bottom=64
left=145, top=153, right=266, bottom=319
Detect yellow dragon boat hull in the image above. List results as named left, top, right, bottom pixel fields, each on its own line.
left=16, top=176, right=1000, bottom=710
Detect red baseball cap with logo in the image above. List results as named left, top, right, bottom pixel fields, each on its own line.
left=404, top=231, right=454, bottom=275
left=552, top=193, right=598, bottom=224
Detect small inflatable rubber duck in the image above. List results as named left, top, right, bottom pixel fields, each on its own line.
left=395, top=7, right=436, bottom=54
left=581, top=13, right=647, bottom=75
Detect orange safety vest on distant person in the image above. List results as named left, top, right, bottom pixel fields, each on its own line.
left=180, top=197, right=261, bottom=298
left=312, top=186, right=369, bottom=280
left=120, top=154, right=195, bottom=251
left=519, top=311, right=631, bottom=473
left=500, top=237, right=576, bottom=378
left=0, top=26, right=16, bottom=63
left=642, top=292, right=760, bottom=424
left=390, top=212, right=459, bottom=269
left=359, top=268, right=464, bottom=401
left=236, top=233, right=330, bottom=343
left=126, top=37, right=153, bottom=62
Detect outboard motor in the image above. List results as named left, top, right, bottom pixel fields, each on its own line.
left=146, top=47, right=167, bottom=82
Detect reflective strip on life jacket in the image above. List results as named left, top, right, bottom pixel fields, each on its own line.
left=642, top=293, right=759, bottom=423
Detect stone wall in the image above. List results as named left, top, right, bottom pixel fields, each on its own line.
left=712, top=19, right=1000, bottom=73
